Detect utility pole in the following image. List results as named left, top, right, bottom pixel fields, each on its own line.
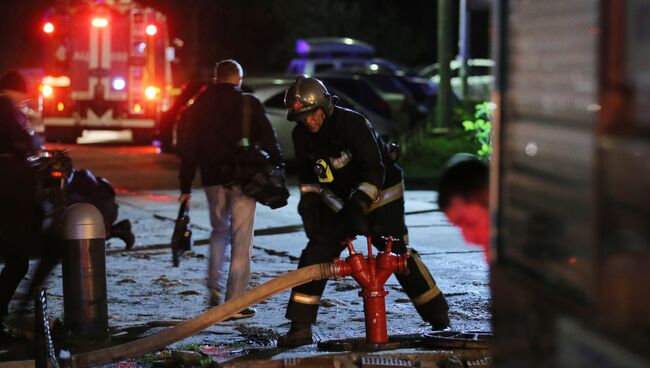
left=458, top=0, right=469, bottom=100
left=436, top=0, right=453, bottom=128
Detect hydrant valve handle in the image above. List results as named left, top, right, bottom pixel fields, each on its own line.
left=342, top=238, right=357, bottom=255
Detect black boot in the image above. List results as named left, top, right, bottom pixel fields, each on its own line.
left=110, top=219, right=135, bottom=249
left=277, top=322, right=313, bottom=348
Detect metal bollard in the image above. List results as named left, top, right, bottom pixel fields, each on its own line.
left=61, top=203, right=108, bottom=338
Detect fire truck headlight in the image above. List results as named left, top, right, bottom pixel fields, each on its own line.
left=146, top=24, right=157, bottom=36
left=145, top=86, right=157, bottom=100
left=112, top=77, right=126, bottom=91
left=43, top=22, right=55, bottom=34
left=41, top=84, right=54, bottom=98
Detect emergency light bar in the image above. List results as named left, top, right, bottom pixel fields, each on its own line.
left=43, top=76, right=71, bottom=87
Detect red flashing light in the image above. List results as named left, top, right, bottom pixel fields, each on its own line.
left=51, top=171, right=63, bottom=178
left=43, top=22, right=55, bottom=34
left=41, top=84, right=54, bottom=98
left=92, top=18, right=109, bottom=28
left=145, top=24, right=157, bottom=36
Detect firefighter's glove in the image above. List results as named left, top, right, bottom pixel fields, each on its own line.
left=342, top=191, right=371, bottom=236
left=298, top=192, right=323, bottom=241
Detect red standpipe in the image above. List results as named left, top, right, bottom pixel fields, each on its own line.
left=334, top=236, right=409, bottom=343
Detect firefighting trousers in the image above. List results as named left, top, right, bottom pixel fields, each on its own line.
left=285, top=198, right=449, bottom=326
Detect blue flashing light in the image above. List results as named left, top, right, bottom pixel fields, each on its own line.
left=295, top=39, right=310, bottom=55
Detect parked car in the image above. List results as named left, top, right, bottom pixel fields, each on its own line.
left=417, top=58, right=494, bottom=101
left=287, top=37, right=403, bottom=75
left=326, top=67, right=437, bottom=128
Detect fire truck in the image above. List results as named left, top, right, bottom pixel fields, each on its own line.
left=39, top=0, right=173, bottom=143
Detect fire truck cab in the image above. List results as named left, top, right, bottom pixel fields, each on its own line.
left=40, top=0, right=173, bottom=144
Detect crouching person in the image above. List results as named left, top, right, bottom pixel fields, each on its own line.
left=66, top=169, right=135, bottom=249
left=277, top=76, right=450, bottom=348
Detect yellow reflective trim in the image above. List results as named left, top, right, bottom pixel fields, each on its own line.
left=410, top=247, right=437, bottom=289
left=369, top=182, right=404, bottom=211
left=291, top=292, right=321, bottom=305
left=330, top=150, right=352, bottom=169
left=412, top=286, right=442, bottom=306
left=358, top=182, right=379, bottom=201
left=300, top=184, right=322, bottom=194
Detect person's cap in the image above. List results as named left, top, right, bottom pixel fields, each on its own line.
left=0, top=70, right=28, bottom=94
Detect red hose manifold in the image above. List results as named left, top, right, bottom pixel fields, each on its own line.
left=333, top=236, right=409, bottom=343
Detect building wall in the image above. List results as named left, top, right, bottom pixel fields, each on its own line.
left=491, top=0, right=650, bottom=366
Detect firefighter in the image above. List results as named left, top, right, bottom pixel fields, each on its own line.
left=277, top=76, right=450, bottom=347
left=0, top=70, right=41, bottom=333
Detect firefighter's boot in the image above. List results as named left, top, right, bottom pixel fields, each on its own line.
left=110, top=219, right=135, bottom=249
left=277, top=322, right=313, bottom=348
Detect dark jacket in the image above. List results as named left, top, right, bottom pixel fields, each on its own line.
left=293, top=105, right=402, bottom=202
left=0, top=94, right=41, bottom=252
left=179, top=83, right=283, bottom=193
left=0, top=95, right=38, bottom=158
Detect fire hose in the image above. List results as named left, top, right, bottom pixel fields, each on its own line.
left=0, top=263, right=338, bottom=368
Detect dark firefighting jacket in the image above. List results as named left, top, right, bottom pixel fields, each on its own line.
left=293, top=105, right=403, bottom=238
left=287, top=105, right=450, bottom=327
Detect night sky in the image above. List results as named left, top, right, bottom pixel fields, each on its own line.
left=0, top=0, right=490, bottom=82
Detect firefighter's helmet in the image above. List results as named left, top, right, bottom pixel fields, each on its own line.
left=284, top=76, right=334, bottom=121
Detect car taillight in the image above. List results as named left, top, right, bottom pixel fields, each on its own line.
left=372, top=99, right=392, bottom=118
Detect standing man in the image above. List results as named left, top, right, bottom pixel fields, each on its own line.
left=437, top=157, right=490, bottom=262
left=277, top=76, right=449, bottom=347
left=179, top=60, right=283, bottom=319
left=0, top=70, right=41, bottom=330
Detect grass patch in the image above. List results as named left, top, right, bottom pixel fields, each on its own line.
left=400, top=129, right=478, bottom=181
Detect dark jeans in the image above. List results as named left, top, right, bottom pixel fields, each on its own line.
left=285, top=198, right=449, bottom=325
left=0, top=254, right=29, bottom=318
left=0, top=157, right=58, bottom=318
